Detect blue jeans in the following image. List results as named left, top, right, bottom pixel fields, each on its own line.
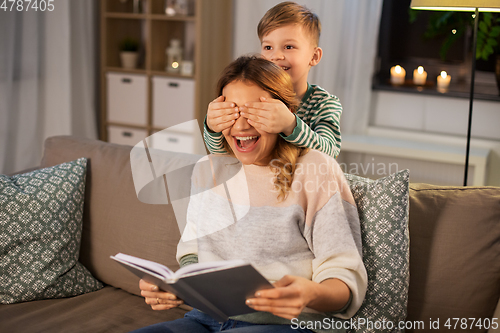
left=130, top=309, right=313, bottom=333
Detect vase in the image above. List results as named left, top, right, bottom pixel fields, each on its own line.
left=496, top=55, right=500, bottom=96
left=120, top=52, right=138, bottom=69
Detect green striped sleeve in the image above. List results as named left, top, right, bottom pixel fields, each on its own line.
left=179, top=253, right=199, bottom=268
left=281, top=87, right=342, bottom=158
left=203, top=116, right=227, bottom=154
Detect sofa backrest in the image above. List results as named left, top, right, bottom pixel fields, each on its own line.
left=40, top=136, right=183, bottom=296
left=407, top=183, right=500, bottom=327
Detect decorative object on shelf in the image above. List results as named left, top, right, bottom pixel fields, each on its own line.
left=390, top=65, right=406, bottom=85
left=119, top=37, right=140, bottom=69
left=181, top=60, right=194, bottom=76
left=176, top=0, right=189, bottom=15
left=410, top=0, right=500, bottom=186
left=164, top=0, right=188, bottom=16
left=413, top=66, right=428, bottom=85
left=437, top=71, right=451, bottom=92
left=164, top=0, right=176, bottom=16
left=166, top=39, right=183, bottom=73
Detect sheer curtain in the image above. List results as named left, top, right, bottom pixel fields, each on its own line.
left=0, top=0, right=97, bottom=175
left=233, top=0, right=383, bottom=135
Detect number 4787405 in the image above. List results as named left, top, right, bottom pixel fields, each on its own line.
left=1, top=0, right=55, bottom=12
left=444, top=318, right=498, bottom=330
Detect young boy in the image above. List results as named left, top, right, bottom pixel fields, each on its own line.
left=204, top=1, right=342, bottom=158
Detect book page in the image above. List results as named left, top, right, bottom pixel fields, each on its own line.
left=174, top=259, right=247, bottom=278
left=113, top=253, right=174, bottom=279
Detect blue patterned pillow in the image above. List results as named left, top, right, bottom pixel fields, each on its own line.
left=0, top=158, right=103, bottom=304
left=345, top=170, right=410, bottom=333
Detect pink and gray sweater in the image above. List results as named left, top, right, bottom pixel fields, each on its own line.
left=176, top=150, right=367, bottom=328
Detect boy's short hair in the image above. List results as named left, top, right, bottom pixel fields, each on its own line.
left=257, top=1, right=321, bottom=46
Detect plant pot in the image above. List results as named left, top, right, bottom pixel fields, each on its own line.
left=120, top=52, right=138, bottom=69
left=496, top=55, right=500, bottom=96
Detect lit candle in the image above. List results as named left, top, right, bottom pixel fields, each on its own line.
left=390, top=65, right=406, bottom=85
left=413, top=66, right=427, bottom=85
left=437, top=71, right=451, bottom=92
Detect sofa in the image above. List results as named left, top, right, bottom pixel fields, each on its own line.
left=0, top=135, right=499, bottom=333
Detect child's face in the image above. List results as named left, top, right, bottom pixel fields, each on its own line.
left=260, top=24, right=318, bottom=87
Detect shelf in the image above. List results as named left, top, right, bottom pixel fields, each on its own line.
left=372, top=77, right=500, bottom=102
left=105, top=13, right=147, bottom=19
left=106, top=67, right=147, bottom=74
left=149, top=70, right=194, bottom=79
left=149, top=14, right=196, bottom=21
left=100, top=0, right=233, bottom=150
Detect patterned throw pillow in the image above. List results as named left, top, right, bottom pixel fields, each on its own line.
left=0, top=158, right=103, bottom=304
left=344, top=170, right=410, bottom=333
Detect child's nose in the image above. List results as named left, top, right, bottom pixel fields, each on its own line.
left=270, top=49, right=285, bottom=61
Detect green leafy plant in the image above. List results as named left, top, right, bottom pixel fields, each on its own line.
left=477, top=12, right=500, bottom=60
left=410, top=10, right=500, bottom=61
left=119, top=37, right=140, bottom=52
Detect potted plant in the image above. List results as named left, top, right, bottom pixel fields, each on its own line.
left=119, top=37, right=140, bottom=69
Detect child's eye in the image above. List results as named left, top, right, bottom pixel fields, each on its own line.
left=285, top=45, right=294, bottom=50
left=263, top=45, right=272, bottom=51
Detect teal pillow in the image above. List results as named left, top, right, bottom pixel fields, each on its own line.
left=0, top=158, right=103, bottom=304
left=345, top=170, right=410, bottom=333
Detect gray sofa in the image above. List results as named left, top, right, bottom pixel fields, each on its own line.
left=1, top=136, right=499, bottom=333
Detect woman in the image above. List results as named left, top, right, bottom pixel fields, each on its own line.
left=134, top=56, right=367, bottom=333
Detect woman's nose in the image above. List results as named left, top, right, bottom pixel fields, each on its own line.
left=233, top=112, right=251, bottom=130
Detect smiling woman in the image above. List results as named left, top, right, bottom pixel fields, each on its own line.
left=217, top=56, right=304, bottom=200
left=133, top=55, right=367, bottom=333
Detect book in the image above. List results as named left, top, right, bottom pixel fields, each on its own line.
left=110, top=253, right=274, bottom=322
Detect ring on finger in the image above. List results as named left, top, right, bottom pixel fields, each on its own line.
left=157, top=297, right=160, bottom=305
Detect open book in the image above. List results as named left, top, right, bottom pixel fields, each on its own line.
left=111, top=253, right=273, bottom=322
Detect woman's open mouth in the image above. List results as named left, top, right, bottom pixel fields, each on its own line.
left=234, top=135, right=259, bottom=152
left=281, top=66, right=290, bottom=71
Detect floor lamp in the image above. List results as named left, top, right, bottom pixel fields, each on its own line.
left=410, top=0, right=500, bottom=186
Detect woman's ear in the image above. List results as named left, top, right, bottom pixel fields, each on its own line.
left=309, top=47, right=323, bottom=67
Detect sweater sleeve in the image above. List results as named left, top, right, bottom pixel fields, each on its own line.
left=203, top=116, right=227, bottom=154
left=280, top=95, right=342, bottom=158
left=305, top=161, right=367, bottom=319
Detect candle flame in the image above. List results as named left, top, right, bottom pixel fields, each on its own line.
left=440, top=71, right=447, bottom=79
left=395, top=65, right=402, bottom=74
left=417, top=66, right=424, bottom=74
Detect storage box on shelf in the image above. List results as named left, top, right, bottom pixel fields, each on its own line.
left=100, top=0, right=233, bottom=154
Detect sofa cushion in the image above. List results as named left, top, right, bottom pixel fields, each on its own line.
left=0, top=158, right=103, bottom=304
left=40, top=136, right=183, bottom=296
left=0, top=286, right=187, bottom=333
left=344, top=170, right=410, bottom=333
left=407, top=184, right=500, bottom=327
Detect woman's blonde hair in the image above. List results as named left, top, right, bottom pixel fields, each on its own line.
left=217, top=55, right=307, bottom=201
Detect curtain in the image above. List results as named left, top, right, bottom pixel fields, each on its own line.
left=0, top=0, right=97, bottom=175
left=232, top=0, right=383, bottom=135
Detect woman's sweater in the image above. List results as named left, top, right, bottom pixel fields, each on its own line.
left=176, top=149, right=367, bottom=326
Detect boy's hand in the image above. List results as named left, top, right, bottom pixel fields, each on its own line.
left=206, top=96, right=240, bottom=133
left=140, top=279, right=184, bottom=310
left=245, top=275, right=315, bottom=320
left=239, top=97, right=297, bottom=136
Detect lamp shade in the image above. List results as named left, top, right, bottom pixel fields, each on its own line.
left=410, top=0, right=500, bottom=11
